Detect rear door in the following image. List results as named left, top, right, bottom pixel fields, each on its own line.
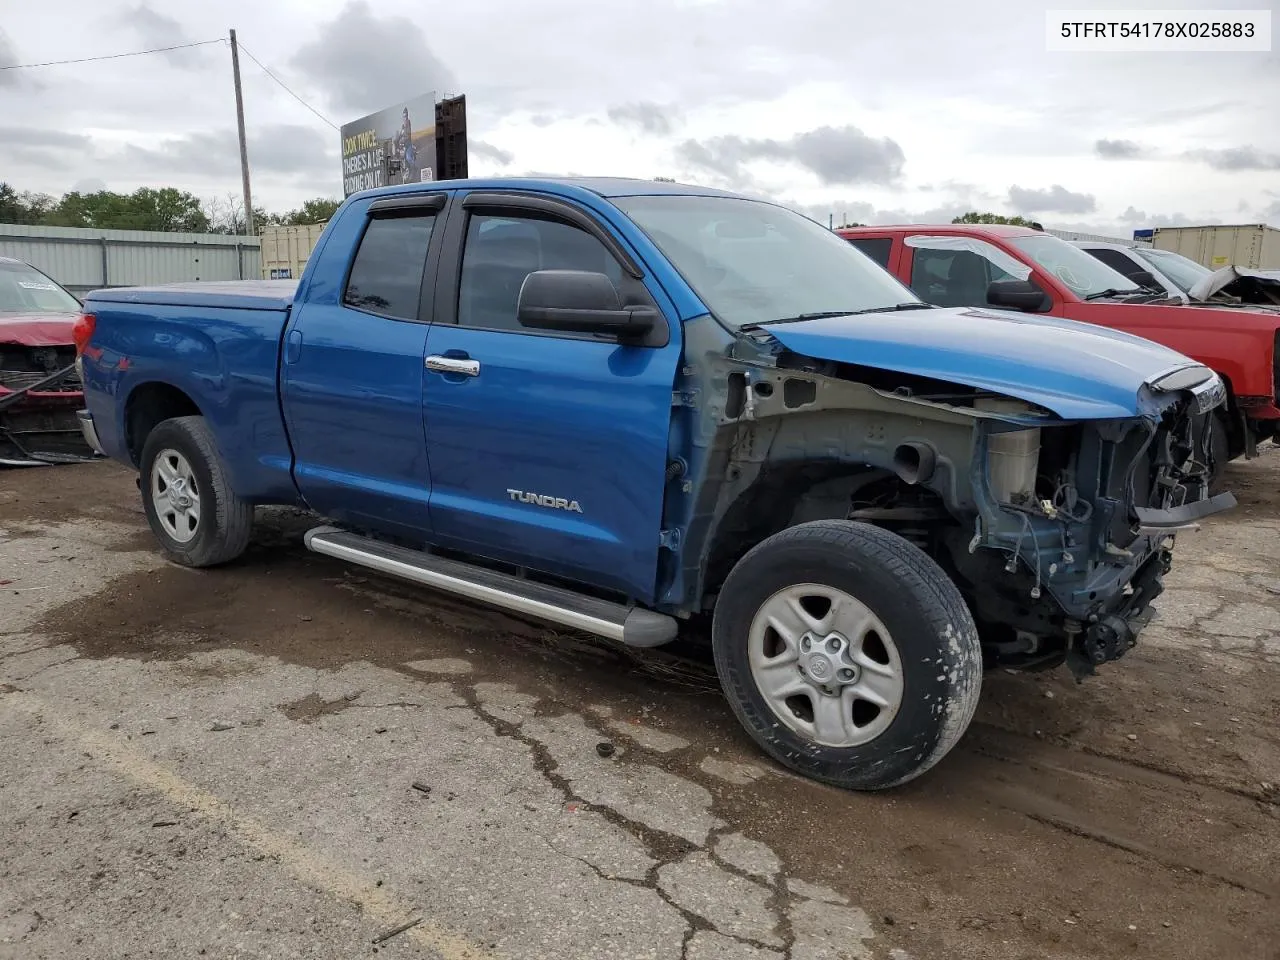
left=281, top=192, right=447, bottom=540
left=420, top=191, right=682, bottom=602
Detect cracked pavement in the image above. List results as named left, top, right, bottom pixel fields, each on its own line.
left=2, top=457, right=1279, bottom=959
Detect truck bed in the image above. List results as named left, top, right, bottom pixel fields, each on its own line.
left=86, top=280, right=299, bottom=312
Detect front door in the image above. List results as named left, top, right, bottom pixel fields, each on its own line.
left=281, top=193, right=446, bottom=540
left=421, top=193, right=683, bottom=602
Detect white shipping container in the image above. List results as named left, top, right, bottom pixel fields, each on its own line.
left=1151, top=224, right=1280, bottom=271
left=260, top=222, right=328, bottom=280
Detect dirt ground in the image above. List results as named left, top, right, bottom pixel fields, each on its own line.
left=2, top=455, right=1278, bottom=960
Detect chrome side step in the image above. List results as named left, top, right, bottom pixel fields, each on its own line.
left=303, top=526, right=679, bottom=648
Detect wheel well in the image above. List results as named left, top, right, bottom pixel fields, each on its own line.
left=700, top=462, right=952, bottom=607
left=125, top=383, right=201, bottom=465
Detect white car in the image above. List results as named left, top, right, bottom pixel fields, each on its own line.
left=1074, top=240, right=1280, bottom=310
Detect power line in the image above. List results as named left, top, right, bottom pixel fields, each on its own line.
left=0, top=39, right=224, bottom=71
left=235, top=41, right=337, bottom=130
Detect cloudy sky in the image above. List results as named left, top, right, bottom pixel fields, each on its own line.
left=1, top=0, right=1277, bottom=234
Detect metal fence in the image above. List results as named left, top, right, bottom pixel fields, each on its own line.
left=0, top=223, right=262, bottom=296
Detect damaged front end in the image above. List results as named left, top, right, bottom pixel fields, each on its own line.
left=667, top=311, right=1236, bottom=686
left=0, top=344, right=97, bottom=466
left=947, top=365, right=1234, bottom=678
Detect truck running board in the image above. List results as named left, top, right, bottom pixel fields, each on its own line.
left=303, top=526, right=679, bottom=648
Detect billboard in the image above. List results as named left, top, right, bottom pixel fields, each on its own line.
left=340, top=91, right=437, bottom=197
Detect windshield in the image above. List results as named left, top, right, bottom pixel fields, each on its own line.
left=0, top=260, right=81, bottom=315
left=612, top=195, right=923, bottom=328
left=1134, top=247, right=1211, bottom=293
left=1006, top=234, right=1143, bottom=299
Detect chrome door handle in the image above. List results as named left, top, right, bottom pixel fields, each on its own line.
left=425, top=355, right=480, bottom=376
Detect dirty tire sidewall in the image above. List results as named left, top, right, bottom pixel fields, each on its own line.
left=140, top=415, right=253, bottom=568
left=712, top=519, right=983, bottom=791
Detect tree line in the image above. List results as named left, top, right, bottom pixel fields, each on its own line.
left=0, top=183, right=341, bottom=235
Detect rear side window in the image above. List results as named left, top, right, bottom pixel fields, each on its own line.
left=847, top=237, right=893, bottom=268
left=1086, top=247, right=1144, bottom=281
left=343, top=214, right=437, bottom=320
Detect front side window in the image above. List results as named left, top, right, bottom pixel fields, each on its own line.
left=613, top=195, right=922, bottom=329
left=456, top=213, right=624, bottom=332
left=0, top=260, right=81, bottom=315
left=343, top=213, right=437, bottom=320
left=1006, top=233, right=1143, bottom=299
left=903, top=235, right=1030, bottom=309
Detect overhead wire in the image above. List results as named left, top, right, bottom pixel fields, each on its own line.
left=1, top=35, right=336, bottom=132
left=0, top=39, right=224, bottom=71
left=231, top=42, right=338, bottom=130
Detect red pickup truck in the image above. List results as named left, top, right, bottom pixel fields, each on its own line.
left=837, top=224, right=1280, bottom=461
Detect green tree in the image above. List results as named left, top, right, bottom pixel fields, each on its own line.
left=951, top=211, right=1036, bottom=227
left=0, top=183, right=56, bottom=224
left=282, top=198, right=340, bottom=225
left=45, top=187, right=210, bottom=232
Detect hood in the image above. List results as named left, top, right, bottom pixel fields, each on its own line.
left=0, top=312, right=78, bottom=347
left=759, top=306, right=1203, bottom=421
left=1188, top=265, right=1280, bottom=307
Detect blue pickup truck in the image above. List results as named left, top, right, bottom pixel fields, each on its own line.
left=74, top=177, right=1234, bottom=790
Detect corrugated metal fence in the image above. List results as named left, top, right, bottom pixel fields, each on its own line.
left=0, top=223, right=262, bottom=296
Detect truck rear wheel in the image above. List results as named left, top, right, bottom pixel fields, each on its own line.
left=711, top=520, right=982, bottom=790
left=139, top=416, right=253, bottom=568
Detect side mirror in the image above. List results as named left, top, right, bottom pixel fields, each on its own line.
left=987, top=279, right=1050, bottom=312
left=517, top=269, right=656, bottom=339
left=1130, top=269, right=1162, bottom=292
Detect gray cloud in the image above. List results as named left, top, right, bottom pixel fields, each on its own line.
left=1116, top=206, right=1220, bottom=228
left=1186, top=145, right=1280, bottom=171
left=607, top=101, right=682, bottom=137
left=0, top=128, right=89, bottom=172
left=676, top=125, right=905, bottom=188
left=291, top=0, right=456, bottom=120
left=120, top=5, right=209, bottom=68
left=0, top=28, right=33, bottom=89
left=1008, top=184, right=1096, bottom=215
left=470, top=139, right=514, bottom=166
left=1095, top=138, right=1145, bottom=160
left=0, top=127, right=92, bottom=149
left=120, top=124, right=335, bottom=179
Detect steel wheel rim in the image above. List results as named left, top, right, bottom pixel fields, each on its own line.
left=747, top=583, right=905, bottom=748
left=150, top=448, right=201, bottom=544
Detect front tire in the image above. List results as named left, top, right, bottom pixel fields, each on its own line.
left=711, top=520, right=982, bottom=791
left=139, top=416, right=253, bottom=567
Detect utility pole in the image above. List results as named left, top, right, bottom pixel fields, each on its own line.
left=229, top=29, right=254, bottom=236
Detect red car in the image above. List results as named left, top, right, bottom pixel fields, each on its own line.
left=837, top=224, right=1280, bottom=462
left=0, top=256, right=94, bottom=465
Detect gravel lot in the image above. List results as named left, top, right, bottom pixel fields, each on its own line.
left=2, top=456, right=1278, bottom=960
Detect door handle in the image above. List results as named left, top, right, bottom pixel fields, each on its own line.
left=425, top=355, right=480, bottom=377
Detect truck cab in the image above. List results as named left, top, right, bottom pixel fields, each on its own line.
left=76, top=179, right=1234, bottom=790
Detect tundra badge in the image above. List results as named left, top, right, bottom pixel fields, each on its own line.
left=507, top=489, right=584, bottom=513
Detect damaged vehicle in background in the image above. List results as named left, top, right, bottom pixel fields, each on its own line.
left=76, top=178, right=1234, bottom=789
left=839, top=224, right=1280, bottom=466
left=0, top=256, right=97, bottom=466
left=1073, top=240, right=1280, bottom=310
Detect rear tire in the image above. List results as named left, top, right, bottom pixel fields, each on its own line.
left=711, top=520, right=982, bottom=791
left=139, top=416, right=253, bottom=567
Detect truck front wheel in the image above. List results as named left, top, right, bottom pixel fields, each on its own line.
left=711, top=520, right=982, bottom=790
left=139, top=416, right=253, bottom=568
